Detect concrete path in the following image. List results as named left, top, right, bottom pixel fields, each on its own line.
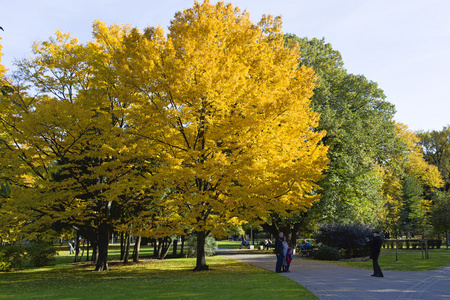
left=217, top=249, right=450, bottom=299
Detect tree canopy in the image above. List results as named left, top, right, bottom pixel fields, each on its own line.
left=285, top=35, right=396, bottom=227
left=0, top=1, right=328, bottom=271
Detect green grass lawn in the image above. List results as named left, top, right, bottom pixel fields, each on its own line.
left=0, top=249, right=317, bottom=299
left=54, top=245, right=157, bottom=265
left=3, top=242, right=448, bottom=299
left=217, top=240, right=246, bottom=249
left=313, top=249, right=450, bottom=271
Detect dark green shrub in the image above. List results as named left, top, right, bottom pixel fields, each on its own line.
left=0, top=244, right=26, bottom=269
left=312, top=245, right=342, bottom=260
left=25, top=242, right=58, bottom=267
left=185, top=234, right=218, bottom=258
left=313, top=222, right=374, bottom=258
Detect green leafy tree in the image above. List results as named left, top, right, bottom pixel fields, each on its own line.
left=400, top=174, right=425, bottom=234
left=430, top=191, right=450, bottom=245
left=378, top=123, right=443, bottom=237
left=418, top=127, right=450, bottom=192
left=284, top=35, right=397, bottom=227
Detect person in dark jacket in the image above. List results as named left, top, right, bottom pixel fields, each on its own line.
left=366, top=230, right=384, bottom=277
left=275, top=232, right=284, bottom=273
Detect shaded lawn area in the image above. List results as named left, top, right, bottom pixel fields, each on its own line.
left=318, top=249, right=450, bottom=271
left=0, top=254, right=317, bottom=299
left=54, top=246, right=156, bottom=265
left=217, top=240, right=244, bottom=249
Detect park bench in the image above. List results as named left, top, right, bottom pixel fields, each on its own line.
left=298, top=245, right=317, bottom=257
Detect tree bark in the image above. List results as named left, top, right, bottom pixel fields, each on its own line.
left=74, top=234, right=81, bottom=263
left=95, top=221, right=110, bottom=271
left=194, top=231, right=209, bottom=271
left=173, top=238, right=178, bottom=256
left=79, top=239, right=85, bottom=261
left=156, top=238, right=163, bottom=259
left=290, top=223, right=301, bottom=249
left=120, top=232, right=126, bottom=260
left=152, top=239, right=157, bottom=258
left=91, top=241, right=98, bottom=263
left=124, top=233, right=131, bottom=263
left=180, top=235, right=185, bottom=257
left=446, top=229, right=449, bottom=250
left=86, top=240, right=90, bottom=262
left=132, top=236, right=141, bottom=262
left=160, top=237, right=172, bottom=259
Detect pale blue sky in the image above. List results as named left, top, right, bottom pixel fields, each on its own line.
left=1, top=0, right=449, bottom=132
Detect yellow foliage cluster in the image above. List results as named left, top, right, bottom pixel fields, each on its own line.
left=378, top=122, right=443, bottom=232
left=0, top=1, right=328, bottom=242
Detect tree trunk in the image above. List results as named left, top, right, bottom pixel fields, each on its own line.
left=173, top=238, right=178, bottom=256
left=446, top=229, right=449, bottom=250
left=91, top=241, right=98, bottom=263
left=156, top=238, right=163, bottom=259
left=290, top=223, right=301, bottom=249
left=132, top=236, right=141, bottom=262
left=180, top=235, right=185, bottom=257
left=86, top=240, right=90, bottom=262
left=160, top=237, right=173, bottom=259
left=95, top=221, right=110, bottom=271
left=124, top=233, right=131, bottom=263
left=74, top=234, right=81, bottom=263
left=120, top=232, right=125, bottom=260
left=152, top=239, right=157, bottom=258
left=194, top=231, right=209, bottom=271
left=79, top=239, right=85, bottom=261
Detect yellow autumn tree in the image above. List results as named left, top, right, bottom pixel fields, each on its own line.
left=0, top=27, right=160, bottom=270
left=378, top=122, right=443, bottom=236
left=1, top=1, right=328, bottom=271
left=0, top=32, right=23, bottom=242
left=0, top=39, right=6, bottom=78
left=117, top=1, right=328, bottom=270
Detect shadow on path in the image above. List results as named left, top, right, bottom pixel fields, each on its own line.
left=217, top=249, right=450, bottom=300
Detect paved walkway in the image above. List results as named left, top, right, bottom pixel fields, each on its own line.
left=217, top=249, right=450, bottom=299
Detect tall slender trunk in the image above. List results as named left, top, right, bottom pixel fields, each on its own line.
left=91, top=241, right=98, bottom=262
left=95, top=221, right=110, bottom=271
left=194, top=231, right=209, bottom=271
left=120, top=232, right=126, bottom=260
left=160, top=237, right=173, bottom=259
left=290, top=223, right=301, bottom=249
left=132, top=236, right=141, bottom=262
left=173, top=238, right=178, bottom=256
left=74, top=234, right=80, bottom=263
left=124, top=233, right=131, bottom=263
left=446, top=229, right=448, bottom=250
left=79, top=239, right=85, bottom=261
left=157, top=238, right=163, bottom=258
left=180, top=235, right=185, bottom=257
left=152, top=239, right=157, bottom=258
left=86, top=240, right=90, bottom=262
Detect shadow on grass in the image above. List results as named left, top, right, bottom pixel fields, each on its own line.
left=0, top=255, right=318, bottom=299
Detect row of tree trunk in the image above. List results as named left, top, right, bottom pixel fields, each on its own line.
left=74, top=232, right=186, bottom=268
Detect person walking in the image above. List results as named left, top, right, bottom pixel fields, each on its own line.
left=68, top=242, right=74, bottom=255
left=275, top=232, right=284, bottom=273
left=366, top=230, right=383, bottom=277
